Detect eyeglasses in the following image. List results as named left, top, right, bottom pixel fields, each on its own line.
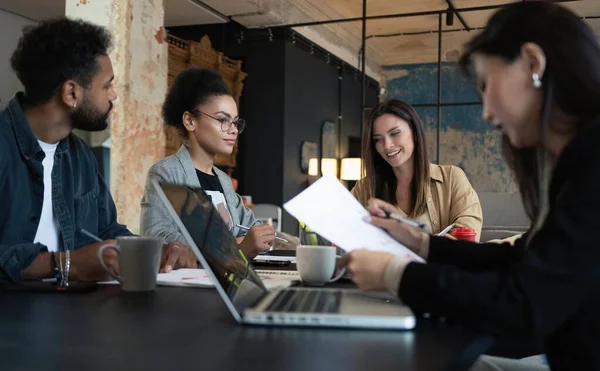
left=191, top=110, right=246, bottom=134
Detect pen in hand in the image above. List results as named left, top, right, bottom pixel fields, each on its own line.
left=383, top=210, right=426, bottom=230
left=437, top=223, right=455, bottom=237
left=235, top=224, right=289, bottom=243
left=81, top=229, right=103, bottom=242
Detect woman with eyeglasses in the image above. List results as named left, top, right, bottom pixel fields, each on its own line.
left=141, top=67, right=275, bottom=264
left=341, top=2, right=600, bottom=369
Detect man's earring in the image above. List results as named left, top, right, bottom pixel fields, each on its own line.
left=532, top=73, right=542, bottom=89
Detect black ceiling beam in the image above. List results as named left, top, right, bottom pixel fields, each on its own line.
left=360, top=0, right=367, bottom=134
left=445, top=0, right=470, bottom=31
left=366, top=26, right=485, bottom=40
left=267, top=4, right=505, bottom=29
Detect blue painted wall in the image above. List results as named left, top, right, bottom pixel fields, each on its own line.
left=384, top=62, right=516, bottom=193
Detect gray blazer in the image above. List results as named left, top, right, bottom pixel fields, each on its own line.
left=140, top=145, right=257, bottom=245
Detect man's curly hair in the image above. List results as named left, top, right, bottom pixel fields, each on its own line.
left=10, top=17, right=113, bottom=105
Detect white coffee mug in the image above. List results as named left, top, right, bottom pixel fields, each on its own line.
left=296, top=245, right=346, bottom=285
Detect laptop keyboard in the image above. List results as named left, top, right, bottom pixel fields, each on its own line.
left=266, top=289, right=342, bottom=313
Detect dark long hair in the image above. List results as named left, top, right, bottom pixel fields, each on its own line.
left=362, top=100, right=430, bottom=218
left=460, top=1, right=600, bottom=221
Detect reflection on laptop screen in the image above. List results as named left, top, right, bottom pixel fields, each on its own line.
left=159, top=183, right=267, bottom=311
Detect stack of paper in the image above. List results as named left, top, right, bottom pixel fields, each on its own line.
left=254, top=269, right=300, bottom=281
left=253, top=255, right=297, bottom=264
left=283, top=176, right=425, bottom=262
left=157, top=268, right=296, bottom=290
left=99, top=269, right=296, bottom=291
left=156, top=268, right=213, bottom=287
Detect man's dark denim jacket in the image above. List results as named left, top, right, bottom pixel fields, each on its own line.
left=0, top=93, right=132, bottom=283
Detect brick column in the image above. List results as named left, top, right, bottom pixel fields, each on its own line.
left=66, top=0, right=167, bottom=233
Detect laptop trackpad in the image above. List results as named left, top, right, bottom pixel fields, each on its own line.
left=340, top=290, right=411, bottom=317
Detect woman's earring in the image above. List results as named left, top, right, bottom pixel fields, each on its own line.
left=532, top=73, right=542, bottom=89
left=73, top=102, right=77, bottom=108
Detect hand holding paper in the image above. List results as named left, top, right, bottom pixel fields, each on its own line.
left=283, top=176, right=425, bottom=263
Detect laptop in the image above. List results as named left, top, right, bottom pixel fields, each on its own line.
left=153, top=181, right=416, bottom=330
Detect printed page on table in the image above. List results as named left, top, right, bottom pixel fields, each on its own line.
left=157, top=269, right=294, bottom=290
left=283, top=176, right=424, bottom=263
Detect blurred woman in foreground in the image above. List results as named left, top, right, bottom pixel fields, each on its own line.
left=342, top=2, right=600, bottom=370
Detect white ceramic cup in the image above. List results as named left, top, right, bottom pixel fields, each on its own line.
left=296, top=245, right=346, bottom=285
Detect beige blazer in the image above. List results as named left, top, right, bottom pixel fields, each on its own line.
left=351, top=164, right=483, bottom=241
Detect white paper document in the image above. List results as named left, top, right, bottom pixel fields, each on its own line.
left=156, top=268, right=213, bottom=287
left=283, top=176, right=425, bottom=262
left=99, top=269, right=295, bottom=290
left=160, top=269, right=295, bottom=290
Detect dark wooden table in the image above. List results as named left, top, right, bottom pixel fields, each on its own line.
left=0, top=285, right=492, bottom=371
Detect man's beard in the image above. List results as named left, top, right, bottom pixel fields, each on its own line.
left=71, top=99, right=112, bottom=132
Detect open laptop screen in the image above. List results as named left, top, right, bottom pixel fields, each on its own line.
left=158, top=182, right=268, bottom=313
